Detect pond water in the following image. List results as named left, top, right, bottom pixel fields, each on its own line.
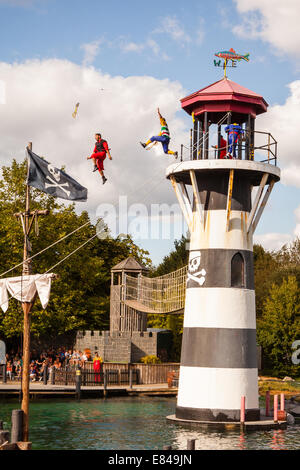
left=0, top=397, right=299, bottom=450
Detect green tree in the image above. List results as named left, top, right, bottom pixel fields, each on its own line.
left=257, top=276, right=300, bottom=377
left=253, top=244, right=279, bottom=318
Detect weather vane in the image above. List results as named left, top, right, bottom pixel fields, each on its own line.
left=214, top=48, right=250, bottom=78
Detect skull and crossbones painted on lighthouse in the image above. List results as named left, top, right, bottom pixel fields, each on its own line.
left=187, top=251, right=206, bottom=286
left=45, top=164, right=71, bottom=196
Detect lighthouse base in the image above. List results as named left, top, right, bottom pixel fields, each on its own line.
left=175, top=405, right=260, bottom=422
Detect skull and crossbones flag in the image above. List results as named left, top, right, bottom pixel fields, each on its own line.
left=26, top=149, right=87, bottom=201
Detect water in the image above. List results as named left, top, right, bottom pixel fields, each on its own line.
left=0, top=397, right=299, bottom=450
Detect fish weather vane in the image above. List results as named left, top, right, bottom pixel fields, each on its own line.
left=214, top=48, right=250, bottom=78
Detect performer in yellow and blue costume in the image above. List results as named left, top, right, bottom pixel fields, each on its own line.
left=140, top=108, right=178, bottom=158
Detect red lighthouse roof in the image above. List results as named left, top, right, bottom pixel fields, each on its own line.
left=181, top=77, right=268, bottom=123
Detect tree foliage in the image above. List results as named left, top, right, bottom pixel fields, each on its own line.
left=257, top=276, right=300, bottom=377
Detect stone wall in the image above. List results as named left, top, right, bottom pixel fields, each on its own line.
left=74, top=330, right=160, bottom=363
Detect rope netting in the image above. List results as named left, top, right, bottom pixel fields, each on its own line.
left=124, top=265, right=188, bottom=314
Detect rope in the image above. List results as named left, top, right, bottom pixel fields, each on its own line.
left=180, top=111, right=231, bottom=160
left=0, top=220, right=91, bottom=279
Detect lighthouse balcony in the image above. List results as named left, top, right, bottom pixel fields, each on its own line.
left=181, top=127, right=278, bottom=166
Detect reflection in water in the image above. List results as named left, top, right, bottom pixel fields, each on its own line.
left=270, top=430, right=286, bottom=451
left=239, top=431, right=246, bottom=450
left=0, top=397, right=299, bottom=450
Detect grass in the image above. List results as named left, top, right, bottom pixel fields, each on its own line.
left=259, top=376, right=300, bottom=398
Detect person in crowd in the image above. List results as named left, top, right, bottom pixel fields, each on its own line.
left=93, top=353, right=103, bottom=384
left=6, top=361, right=13, bottom=381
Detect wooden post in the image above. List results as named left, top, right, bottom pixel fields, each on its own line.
left=226, top=169, right=234, bottom=232
left=2, top=364, right=7, bottom=383
left=198, top=120, right=203, bottom=159
left=217, top=124, right=221, bottom=159
left=280, top=393, right=285, bottom=411
left=193, top=119, right=198, bottom=160
left=75, top=366, right=81, bottom=401
left=204, top=112, right=209, bottom=159
left=240, top=396, right=246, bottom=425
left=50, top=367, right=55, bottom=385
left=187, top=439, right=195, bottom=450
left=265, top=390, right=270, bottom=417
left=274, top=394, right=278, bottom=423
left=0, top=430, right=10, bottom=446
left=11, top=410, right=23, bottom=443
left=17, top=142, right=50, bottom=442
left=103, top=369, right=108, bottom=397
left=21, top=301, right=33, bottom=442
left=43, top=363, right=48, bottom=385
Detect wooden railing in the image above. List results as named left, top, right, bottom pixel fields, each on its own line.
left=1, top=362, right=180, bottom=386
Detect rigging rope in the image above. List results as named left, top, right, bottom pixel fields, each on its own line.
left=0, top=220, right=91, bottom=279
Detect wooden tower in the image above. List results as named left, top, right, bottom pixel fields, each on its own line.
left=110, top=257, right=149, bottom=333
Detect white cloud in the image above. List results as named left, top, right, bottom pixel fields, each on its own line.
left=294, top=206, right=300, bottom=237
left=153, top=15, right=191, bottom=45
left=80, top=39, right=103, bottom=66
left=0, top=59, right=187, bottom=227
left=254, top=204, right=300, bottom=251
left=233, top=0, right=300, bottom=57
left=120, top=41, right=144, bottom=53
left=256, top=80, right=300, bottom=187
left=254, top=232, right=293, bottom=251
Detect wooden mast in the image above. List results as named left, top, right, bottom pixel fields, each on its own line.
left=16, top=142, right=49, bottom=441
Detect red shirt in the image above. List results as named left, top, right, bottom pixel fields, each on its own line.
left=219, top=138, right=227, bottom=159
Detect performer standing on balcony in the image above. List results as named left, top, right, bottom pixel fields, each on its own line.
left=225, top=123, right=244, bottom=159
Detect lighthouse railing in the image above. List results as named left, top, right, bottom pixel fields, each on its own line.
left=185, top=127, right=277, bottom=166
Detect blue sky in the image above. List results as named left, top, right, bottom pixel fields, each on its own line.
left=0, top=0, right=296, bottom=103
left=0, top=0, right=299, bottom=265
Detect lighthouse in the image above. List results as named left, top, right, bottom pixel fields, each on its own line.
left=167, top=77, right=280, bottom=423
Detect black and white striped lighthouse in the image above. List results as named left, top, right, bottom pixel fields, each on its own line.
left=167, top=78, right=280, bottom=423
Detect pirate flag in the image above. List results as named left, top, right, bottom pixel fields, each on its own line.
left=26, top=149, right=87, bottom=202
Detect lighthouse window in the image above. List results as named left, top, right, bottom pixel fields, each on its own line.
left=231, top=253, right=245, bottom=287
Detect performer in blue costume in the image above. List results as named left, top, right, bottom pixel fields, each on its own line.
left=224, top=123, right=244, bottom=158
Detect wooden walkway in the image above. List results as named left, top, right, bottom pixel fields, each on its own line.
left=0, top=382, right=178, bottom=399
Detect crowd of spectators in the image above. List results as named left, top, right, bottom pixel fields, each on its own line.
left=4, top=347, right=92, bottom=382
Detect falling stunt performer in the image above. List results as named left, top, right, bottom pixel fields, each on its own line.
left=87, top=133, right=112, bottom=185
left=140, top=108, right=178, bottom=158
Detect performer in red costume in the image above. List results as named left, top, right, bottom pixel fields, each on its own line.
left=87, top=133, right=112, bottom=185
left=93, top=353, right=103, bottom=383
left=212, top=135, right=228, bottom=159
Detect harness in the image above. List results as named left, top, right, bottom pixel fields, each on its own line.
left=95, top=139, right=107, bottom=152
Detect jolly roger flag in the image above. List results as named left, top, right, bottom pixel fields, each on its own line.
left=26, top=149, right=88, bottom=201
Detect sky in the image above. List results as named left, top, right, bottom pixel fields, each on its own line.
left=0, top=0, right=299, bottom=266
